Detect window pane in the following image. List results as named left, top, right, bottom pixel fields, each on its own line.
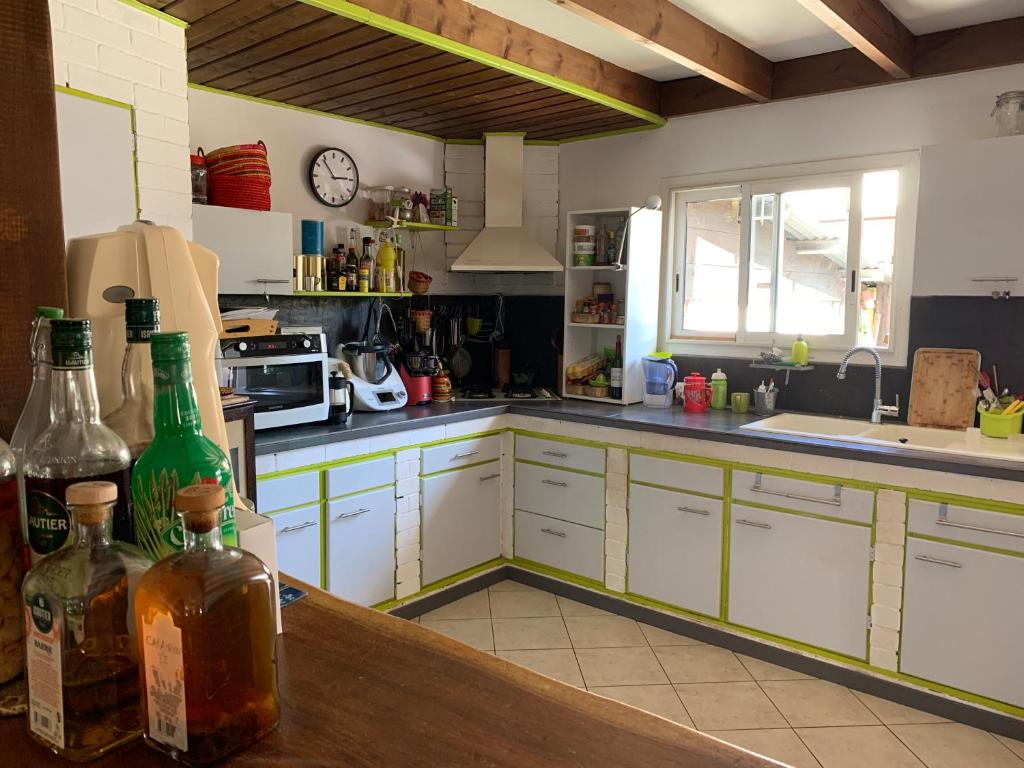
left=775, top=187, right=850, bottom=336
left=747, top=194, right=776, bottom=332
left=682, top=196, right=741, bottom=333
left=858, top=170, right=899, bottom=348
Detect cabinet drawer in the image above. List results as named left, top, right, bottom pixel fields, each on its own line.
left=901, top=538, right=1024, bottom=707
left=514, top=462, right=604, bottom=529
left=908, top=499, right=1024, bottom=555
left=271, top=503, right=321, bottom=588
left=515, top=510, right=603, bottom=582
left=326, top=487, right=396, bottom=606
left=276, top=445, right=326, bottom=471
left=627, top=484, right=722, bottom=617
left=516, top=435, right=605, bottom=475
left=258, top=470, right=320, bottom=514
left=629, top=453, right=723, bottom=497
left=732, top=470, right=873, bottom=524
left=325, top=455, right=395, bottom=498
left=421, top=434, right=501, bottom=475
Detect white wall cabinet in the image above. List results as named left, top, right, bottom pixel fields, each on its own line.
left=627, top=484, right=722, bottom=617
left=192, top=204, right=293, bottom=295
left=421, top=462, right=501, bottom=585
left=728, top=504, right=871, bottom=659
left=326, top=487, right=395, bottom=606
left=901, top=537, right=1024, bottom=707
left=271, top=503, right=321, bottom=589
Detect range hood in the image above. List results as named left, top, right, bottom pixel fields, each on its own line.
left=450, top=134, right=563, bottom=272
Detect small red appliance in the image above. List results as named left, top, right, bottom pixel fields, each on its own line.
left=399, top=363, right=432, bottom=406
left=682, top=372, right=712, bottom=413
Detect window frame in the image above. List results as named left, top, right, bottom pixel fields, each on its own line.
left=660, top=152, right=920, bottom=366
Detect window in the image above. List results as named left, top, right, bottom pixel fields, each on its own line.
left=666, top=154, right=917, bottom=363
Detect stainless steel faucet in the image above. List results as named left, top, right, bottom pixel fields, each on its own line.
left=836, top=346, right=900, bottom=424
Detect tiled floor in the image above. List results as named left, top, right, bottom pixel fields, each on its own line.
left=414, top=580, right=1024, bottom=768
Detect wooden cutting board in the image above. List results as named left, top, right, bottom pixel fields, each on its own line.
left=908, top=347, right=981, bottom=430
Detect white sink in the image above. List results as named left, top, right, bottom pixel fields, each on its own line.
left=741, top=413, right=1024, bottom=463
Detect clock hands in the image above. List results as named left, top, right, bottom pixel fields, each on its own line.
left=323, top=159, right=354, bottom=182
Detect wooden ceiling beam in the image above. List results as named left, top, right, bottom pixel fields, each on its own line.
left=793, top=0, right=914, bottom=78
left=552, top=0, right=773, bottom=102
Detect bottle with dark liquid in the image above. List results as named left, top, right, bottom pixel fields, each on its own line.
left=610, top=334, right=623, bottom=401
left=25, top=319, right=132, bottom=559
left=105, top=298, right=160, bottom=460
left=135, top=484, right=279, bottom=764
left=346, top=238, right=359, bottom=292
left=22, top=481, right=153, bottom=761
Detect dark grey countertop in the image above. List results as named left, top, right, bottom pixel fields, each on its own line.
left=254, top=400, right=1024, bottom=483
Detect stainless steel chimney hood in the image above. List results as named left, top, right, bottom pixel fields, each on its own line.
left=449, top=134, right=563, bottom=273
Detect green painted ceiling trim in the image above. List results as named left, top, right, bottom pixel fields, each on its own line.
left=908, top=531, right=1024, bottom=560
left=483, top=131, right=528, bottom=137
left=629, top=478, right=724, bottom=502
left=557, top=123, right=663, bottom=144
left=296, top=0, right=665, bottom=127
left=514, top=457, right=605, bottom=479
left=188, top=83, right=445, bottom=142
left=420, top=457, right=500, bottom=479
left=55, top=84, right=132, bottom=111
left=117, top=0, right=189, bottom=28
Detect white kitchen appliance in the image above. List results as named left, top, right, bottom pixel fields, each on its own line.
left=336, top=342, right=407, bottom=412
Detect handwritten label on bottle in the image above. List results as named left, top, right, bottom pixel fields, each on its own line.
left=25, top=594, right=64, bottom=749
left=142, top=612, right=188, bottom=753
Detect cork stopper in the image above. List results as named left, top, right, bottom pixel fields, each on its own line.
left=174, top=484, right=226, bottom=533
left=66, top=481, right=117, bottom=525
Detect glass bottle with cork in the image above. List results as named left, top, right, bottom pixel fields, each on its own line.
left=135, top=484, right=279, bottom=765
left=24, top=319, right=132, bottom=560
left=131, top=332, right=237, bottom=562
left=22, top=481, right=153, bottom=761
left=105, top=298, right=160, bottom=460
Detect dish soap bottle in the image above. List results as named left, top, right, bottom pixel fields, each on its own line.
left=710, top=368, right=728, bottom=410
left=135, top=484, right=280, bottom=765
left=791, top=334, right=809, bottom=366
left=22, top=481, right=153, bottom=761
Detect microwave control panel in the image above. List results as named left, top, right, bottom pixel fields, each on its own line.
left=220, top=334, right=322, bottom=358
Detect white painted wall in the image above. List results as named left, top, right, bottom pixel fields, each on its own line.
left=559, top=63, right=1024, bottom=297
left=49, top=0, right=192, bottom=237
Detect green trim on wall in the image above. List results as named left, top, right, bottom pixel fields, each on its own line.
left=117, top=0, right=189, bottom=28
left=510, top=558, right=605, bottom=592
left=514, top=457, right=605, bottom=478
left=55, top=84, right=131, bottom=110
left=295, top=0, right=665, bottom=127
left=378, top=557, right=509, bottom=609
left=557, top=123, right=663, bottom=144
left=721, top=468, right=732, bottom=620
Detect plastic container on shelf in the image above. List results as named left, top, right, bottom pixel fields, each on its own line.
left=573, top=224, right=596, bottom=266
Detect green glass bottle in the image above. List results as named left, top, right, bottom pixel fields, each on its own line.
left=130, top=332, right=237, bottom=560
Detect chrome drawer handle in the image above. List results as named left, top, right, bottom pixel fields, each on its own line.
left=279, top=521, right=317, bottom=533
left=336, top=507, right=370, bottom=520
left=936, top=504, right=1024, bottom=539
left=541, top=528, right=567, bottom=538
left=678, top=506, right=710, bottom=516
left=915, top=554, right=962, bottom=568
left=479, top=473, right=500, bottom=482
left=542, top=479, right=568, bottom=488
left=451, top=450, right=479, bottom=460
left=542, top=450, right=568, bottom=459
left=736, top=519, right=772, bottom=530
left=750, top=473, right=842, bottom=506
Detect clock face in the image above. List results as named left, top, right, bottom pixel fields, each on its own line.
left=308, top=148, right=359, bottom=207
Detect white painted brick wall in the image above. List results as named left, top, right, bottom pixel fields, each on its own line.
left=50, top=0, right=193, bottom=237
left=500, top=431, right=515, bottom=558
left=870, top=489, right=907, bottom=671
left=604, top=447, right=628, bottom=593
left=394, top=452, right=422, bottom=598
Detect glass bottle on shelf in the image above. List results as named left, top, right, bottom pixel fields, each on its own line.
left=105, top=298, right=160, bottom=460
left=130, top=332, right=236, bottom=562
left=22, top=481, right=153, bottom=761
left=11, top=306, right=64, bottom=532
left=610, top=335, right=623, bottom=400
left=0, top=437, right=23, bottom=684
left=135, top=484, right=279, bottom=765
left=25, top=319, right=132, bottom=561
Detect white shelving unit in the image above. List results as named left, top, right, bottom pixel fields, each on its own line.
left=562, top=207, right=662, bottom=405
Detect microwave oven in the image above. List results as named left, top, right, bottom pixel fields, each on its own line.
left=218, top=333, right=329, bottom=430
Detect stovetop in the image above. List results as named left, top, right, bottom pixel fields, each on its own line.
left=458, top=384, right=560, bottom=402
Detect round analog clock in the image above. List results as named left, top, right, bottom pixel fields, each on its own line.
left=308, top=147, right=359, bottom=207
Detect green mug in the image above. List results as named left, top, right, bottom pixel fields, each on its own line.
left=731, top=392, right=750, bottom=414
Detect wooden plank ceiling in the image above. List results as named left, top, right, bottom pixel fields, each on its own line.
left=139, top=0, right=654, bottom=140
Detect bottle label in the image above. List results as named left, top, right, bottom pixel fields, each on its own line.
left=142, top=611, right=188, bottom=753
left=25, top=594, right=64, bottom=749
left=26, top=487, right=72, bottom=559
left=133, top=469, right=237, bottom=560
left=610, top=367, right=623, bottom=387
left=51, top=348, right=91, bottom=369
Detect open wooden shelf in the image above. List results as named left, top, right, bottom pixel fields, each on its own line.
left=569, top=265, right=627, bottom=271
left=294, top=291, right=412, bottom=298
left=568, top=322, right=625, bottom=329
left=363, top=220, right=457, bottom=231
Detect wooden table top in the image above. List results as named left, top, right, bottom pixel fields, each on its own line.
left=2, top=584, right=784, bottom=767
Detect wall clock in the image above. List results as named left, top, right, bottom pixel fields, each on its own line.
left=308, top=147, right=359, bottom=207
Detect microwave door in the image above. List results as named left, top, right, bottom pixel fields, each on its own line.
left=229, top=354, right=328, bottom=427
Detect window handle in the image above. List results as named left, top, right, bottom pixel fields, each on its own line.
left=850, top=269, right=857, bottom=293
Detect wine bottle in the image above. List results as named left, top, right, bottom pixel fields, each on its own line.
left=610, top=334, right=623, bottom=400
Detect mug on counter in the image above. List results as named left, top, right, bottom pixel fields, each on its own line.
left=731, top=392, right=750, bottom=414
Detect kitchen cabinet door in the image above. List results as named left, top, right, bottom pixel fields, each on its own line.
left=728, top=504, right=871, bottom=659
left=421, top=462, right=501, bottom=586
left=901, top=538, right=1024, bottom=707
left=326, top=487, right=395, bottom=606
left=627, top=484, right=722, bottom=617
left=192, top=204, right=293, bottom=295
left=271, top=504, right=322, bottom=589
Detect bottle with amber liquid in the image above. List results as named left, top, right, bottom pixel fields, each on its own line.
left=22, top=481, right=153, bottom=761
left=135, top=484, right=279, bottom=765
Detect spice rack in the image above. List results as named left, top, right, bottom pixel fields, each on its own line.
left=562, top=207, right=662, bottom=405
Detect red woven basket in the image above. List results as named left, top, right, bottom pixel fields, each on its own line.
left=204, top=140, right=272, bottom=210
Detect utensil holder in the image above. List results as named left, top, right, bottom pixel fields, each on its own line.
left=754, top=389, right=777, bottom=416
left=978, top=404, right=1023, bottom=438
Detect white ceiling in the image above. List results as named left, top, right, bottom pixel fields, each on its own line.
left=468, top=0, right=1023, bottom=82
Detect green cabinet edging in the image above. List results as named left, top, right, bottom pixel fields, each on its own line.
left=513, top=457, right=604, bottom=478
left=420, top=457, right=500, bottom=479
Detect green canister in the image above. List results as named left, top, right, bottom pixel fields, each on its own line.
left=710, top=368, right=728, bottom=410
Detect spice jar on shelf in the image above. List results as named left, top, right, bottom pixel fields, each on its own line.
left=573, top=224, right=595, bottom=266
